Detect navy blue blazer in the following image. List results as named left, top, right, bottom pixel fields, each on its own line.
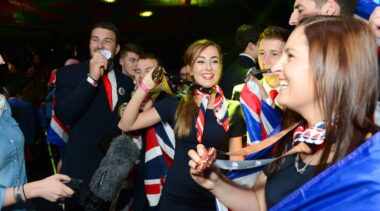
left=55, top=61, right=135, bottom=185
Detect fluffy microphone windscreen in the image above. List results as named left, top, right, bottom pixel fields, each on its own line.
left=89, top=134, right=140, bottom=201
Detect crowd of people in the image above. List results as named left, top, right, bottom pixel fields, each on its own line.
left=1, top=0, right=380, bottom=210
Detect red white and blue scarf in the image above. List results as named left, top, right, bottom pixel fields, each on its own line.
left=293, top=121, right=326, bottom=151
left=194, top=85, right=229, bottom=143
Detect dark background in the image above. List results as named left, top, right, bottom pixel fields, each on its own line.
left=0, top=0, right=293, bottom=71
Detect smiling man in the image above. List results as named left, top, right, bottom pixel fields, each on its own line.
left=54, top=22, right=135, bottom=210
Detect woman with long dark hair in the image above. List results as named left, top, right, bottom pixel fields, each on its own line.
left=119, top=39, right=246, bottom=210
left=188, top=16, right=380, bottom=210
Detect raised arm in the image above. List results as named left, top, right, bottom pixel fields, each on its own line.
left=118, top=69, right=161, bottom=132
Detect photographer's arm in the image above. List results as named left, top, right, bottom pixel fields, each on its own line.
left=1, top=174, right=74, bottom=208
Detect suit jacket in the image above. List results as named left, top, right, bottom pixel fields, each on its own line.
left=55, top=61, right=134, bottom=185
left=219, top=54, right=258, bottom=99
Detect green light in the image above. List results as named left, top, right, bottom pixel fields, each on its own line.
left=13, top=11, right=27, bottom=24
left=140, top=11, right=153, bottom=17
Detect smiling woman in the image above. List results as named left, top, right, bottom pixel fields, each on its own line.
left=188, top=16, right=380, bottom=211
left=118, top=39, right=246, bottom=210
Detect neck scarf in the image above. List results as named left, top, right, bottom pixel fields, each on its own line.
left=194, top=85, right=229, bottom=143
left=293, top=121, right=326, bottom=151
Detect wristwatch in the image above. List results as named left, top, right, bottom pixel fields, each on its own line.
left=87, top=74, right=98, bottom=87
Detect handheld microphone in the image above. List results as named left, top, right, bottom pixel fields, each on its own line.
left=100, top=49, right=112, bottom=60
left=99, top=49, right=112, bottom=73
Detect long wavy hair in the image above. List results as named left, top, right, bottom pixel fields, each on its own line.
left=175, top=39, right=223, bottom=138
left=269, top=16, right=379, bottom=174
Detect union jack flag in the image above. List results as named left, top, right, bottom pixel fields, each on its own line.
left=46, top=69, right=69, bottom=147
left=216, top=80, right=282, bottom=211
left=144, top=121, right=175, bottom=209
left=239, top=81, right=282, bottom=145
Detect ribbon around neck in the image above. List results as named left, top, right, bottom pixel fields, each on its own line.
left=215, top=123, right=315, bottom=170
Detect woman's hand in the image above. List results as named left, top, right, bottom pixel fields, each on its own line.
left=188, top=144, right=222, bottom=190
left=25, top=174, right=75, bottom=202
left=141, top=66, right=158, bottom=90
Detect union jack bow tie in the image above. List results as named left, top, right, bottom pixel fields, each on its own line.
left=293, top=121, right=326, bottom=147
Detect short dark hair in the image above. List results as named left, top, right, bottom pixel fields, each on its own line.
left=139, top=53, right=161, bottom=66
left=119, top=43, right=144, bottom=58
left=257, top=26, right=290, bottom=44
left=235, top=24, right=261, bottom=53
left=314, top=0, right=359, bottom=16
left=91, top=21, right=120, bottom=44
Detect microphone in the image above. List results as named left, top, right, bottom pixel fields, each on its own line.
left=99, top=49, right=112, bottom=73
left=80, top=134, right=140, bottom=210
left=100, top=49, right=112, bottom=60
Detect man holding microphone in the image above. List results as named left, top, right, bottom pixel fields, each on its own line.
left=54, top=22, right=135, bottom=210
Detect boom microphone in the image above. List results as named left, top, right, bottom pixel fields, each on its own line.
left=80, top=134, right=140, bottom=210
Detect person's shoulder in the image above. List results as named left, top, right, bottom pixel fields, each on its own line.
left=163, top=94, right=179, bottom=103
left=57, top=61, right=88, bottom=77
left=59, top=61, right=88, bottom=72
left=155, top=94, right=179, bottom=109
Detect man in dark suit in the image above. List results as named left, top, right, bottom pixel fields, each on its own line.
left=219, top=24, right=260, bottom=99
left=54, top=22, right=135, bottom=210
